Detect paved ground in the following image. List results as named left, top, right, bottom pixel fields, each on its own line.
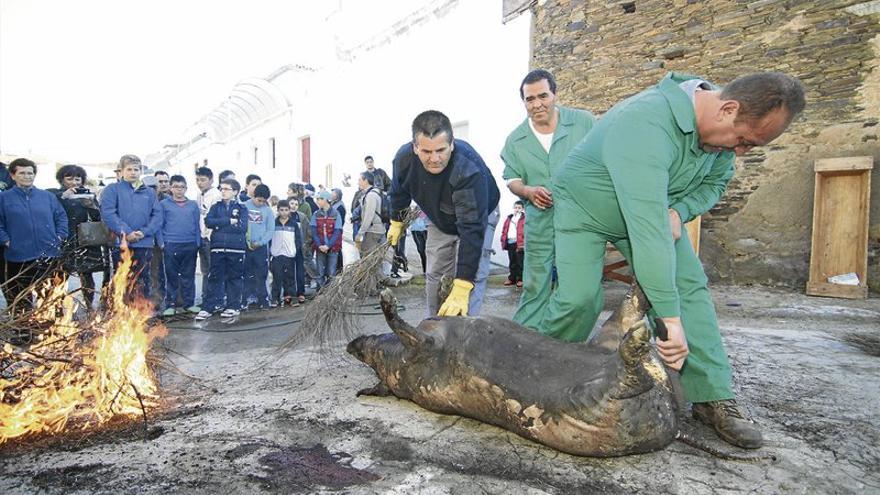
left=1, top=278, right=879, bottom=494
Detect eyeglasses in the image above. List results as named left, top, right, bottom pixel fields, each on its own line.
left=219, top=187, right=234, bottom=192
left=171, top=185, right=186, bottom=189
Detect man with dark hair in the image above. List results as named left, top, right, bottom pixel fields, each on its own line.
left=0, top=158, right=68, bottom=317
left=364, top=155, right=391, bottom=192
left=100, top=154, right=162, bottom=301
left=243, top=183, right=274, bottom=309
left=541, top=71, right=806, bottom=449
left=502, top=68, right=596, bottom=328
left=388, top=110, right=500, bottom=317
left=240, top=174, right=262, bottom=203
left=354, top=170, right=385, bottom=280
left=195, top=166, right=221, bottom=296
left=158, top=175, right=201, bottom=315
left=153, top=171, right=171, bottom=200
left=150, top=170, right=171, bottom=306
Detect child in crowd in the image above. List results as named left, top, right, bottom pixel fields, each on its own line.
left=269, top=200, right=304, bottom=306
left=501, top=200, right=525, bottom=288
left=310, top=190, right=342, bottom=289
left=159, top=175, right=201, bottom=315
left=196, top=179, right=248, bottom=320
left=242, top=184, right=275, bottom=309
left=243, top=184, right=275, bottom=309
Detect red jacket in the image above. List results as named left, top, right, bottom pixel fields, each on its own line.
left=500, top=212, right=525, bottom=250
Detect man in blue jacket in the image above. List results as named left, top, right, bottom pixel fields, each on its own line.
left=243, top=184, right=275, bottom=309
left=388, top=110, right=500, bottom=317
left=100, top=154, right=162, bottom=301
left=0, top=158, right=68, bottom=316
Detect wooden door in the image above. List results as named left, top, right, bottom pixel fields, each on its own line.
left=301, top=136, right=311, bottom=183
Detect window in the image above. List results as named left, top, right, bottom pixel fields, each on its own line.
left=270, top=138, right=276, bottom=169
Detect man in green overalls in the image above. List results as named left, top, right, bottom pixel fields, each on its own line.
left=542, top=72, right=805, bottom=449
left=501, top=69, right=596, bottom=329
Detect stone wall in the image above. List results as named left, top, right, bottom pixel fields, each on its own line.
left=530, top=0, right=880, bottom=291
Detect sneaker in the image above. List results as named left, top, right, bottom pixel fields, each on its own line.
left=186, top=305, right=201, bottom=314
left=516, top=281, right=523, bottom=288
left=692, top=399, right=764, bottom=449
left=163, top=307, right=176, bottom=317
left=194, top=310, right=212, bottom=321
left=297, top=295, right=306, bottom=304
left=269, top=300, right=279, bottom=308
left=220, top=308, right=240, bottom=318
left=503, top=280, right=514, bottom=286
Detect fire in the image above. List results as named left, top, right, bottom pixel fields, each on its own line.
left=0, top=244, right=167, bottom=443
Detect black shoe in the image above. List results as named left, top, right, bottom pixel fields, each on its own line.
left=692, top=399, right=764, bottom=449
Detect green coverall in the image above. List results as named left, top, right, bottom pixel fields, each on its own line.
left=541, top=72, right=736, bottom=403
left=500, top=106, right=596, bottom=330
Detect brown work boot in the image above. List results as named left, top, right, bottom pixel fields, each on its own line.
left=692, top=399, right=764, bottom=449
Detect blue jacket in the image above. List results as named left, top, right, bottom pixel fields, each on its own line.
left=0, top=186, right=69, bottom=262
left=390, top=138, right=500, bottom=281
left=205, top=200, right=248, bottom=251
left=244, top=199, right=275, bottom=248
left=159, top=198, right=201, bottom=246
left=100, top=180, right=162, bottom=249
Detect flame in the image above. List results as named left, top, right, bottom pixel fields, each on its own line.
left=0, top=243, right=167, bottom=443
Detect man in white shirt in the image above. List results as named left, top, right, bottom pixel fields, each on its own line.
left=195, top=166, right=221, bottom=295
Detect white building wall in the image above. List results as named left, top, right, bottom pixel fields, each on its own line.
left=165, top=1, right=531, bottom=265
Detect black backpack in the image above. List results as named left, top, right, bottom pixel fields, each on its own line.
left=366, top=187, right=392, bottom=224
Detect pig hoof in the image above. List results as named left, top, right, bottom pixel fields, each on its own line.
left=357, top=382, right=391, bottom=397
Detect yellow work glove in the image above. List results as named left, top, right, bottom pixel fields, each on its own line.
left=437, top=279, right=474, bottom=317
left=387, top=220, right=404, bottom=246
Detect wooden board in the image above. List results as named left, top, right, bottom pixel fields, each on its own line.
left=806, top=156, right=873, bottom=299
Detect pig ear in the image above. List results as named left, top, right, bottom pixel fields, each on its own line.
left=618, top=320, right=651, bottom=368
left=587, top=281, right=650, bottom=352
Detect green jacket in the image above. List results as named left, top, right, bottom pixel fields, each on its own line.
left=501, top=105, right=597, bottom=191
left=555, top=72, right=735, bottom=318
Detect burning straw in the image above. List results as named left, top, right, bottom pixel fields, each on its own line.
left=278, top=207, right=420, bottom=354
left=0, top=244, right=166, bottom=445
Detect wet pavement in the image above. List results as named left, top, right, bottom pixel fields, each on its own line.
left=1, top=278, right=879, bottom=494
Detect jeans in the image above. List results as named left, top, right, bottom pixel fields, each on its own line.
left=244, top=245, right=270, bottom=307
left=163, top=242, right=198, bottom=308
left=202, top=250, right=245, bottom=312
left=270, top=255, right=297, bottom=302
left=314, top=250, right=339, bottom=288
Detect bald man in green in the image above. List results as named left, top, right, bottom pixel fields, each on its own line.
left=542, top=72, right=805, bottom=449
left=501, top=69, right=596, bottom=329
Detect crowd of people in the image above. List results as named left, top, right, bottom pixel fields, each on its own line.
left=0, top=152, right=415, bottom=323
left=0, top=67, right=806, bottom=452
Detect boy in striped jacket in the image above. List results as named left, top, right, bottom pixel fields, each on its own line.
left=269, top=200, right=304, bottom=306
